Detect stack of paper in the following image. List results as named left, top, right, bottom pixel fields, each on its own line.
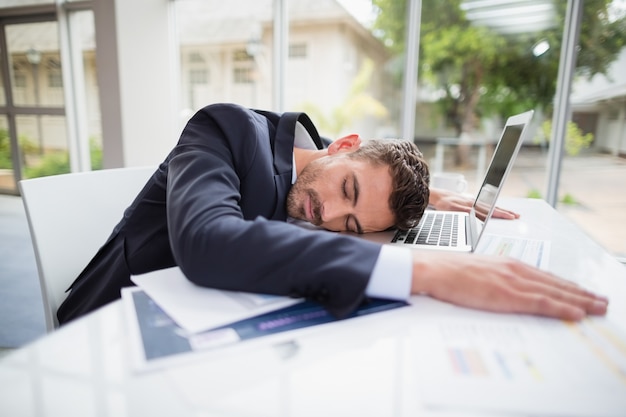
left=122, top=267, right=408, bottom=372
left=130, top=266, right=303, bottom=334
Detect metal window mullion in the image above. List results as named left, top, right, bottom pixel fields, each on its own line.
left=57, top=0, right=90, bottom=172
left=401, top=0, right=422, bottom=143
left=545, top=0, right=583, bottom=207
left=11, top=106, right=65, bottom=115
left=273, top=0, right=287, bottom=112
left=0, top=20, right=22, bottom=188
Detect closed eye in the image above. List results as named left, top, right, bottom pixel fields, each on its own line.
left=342, top=176, right=363, bottom=234
left=346, top=215, right=363, bottom=234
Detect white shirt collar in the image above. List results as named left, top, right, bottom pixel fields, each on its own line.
left=292, top=121, right=318, bottom=184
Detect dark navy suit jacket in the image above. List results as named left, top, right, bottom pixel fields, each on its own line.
left=57, top=103, right=383, bottom=324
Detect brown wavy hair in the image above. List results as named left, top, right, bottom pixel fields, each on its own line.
left=347, top=139, right=430, bottom=231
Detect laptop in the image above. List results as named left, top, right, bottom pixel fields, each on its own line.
left=364, top=110, right=534, bottom=252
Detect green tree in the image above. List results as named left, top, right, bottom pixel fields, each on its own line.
left=372, top=0, right=626, bottom=135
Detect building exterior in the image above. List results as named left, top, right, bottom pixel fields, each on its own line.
left=0, top=0, right=393, bottom=192
left=1, top=0, right=624, bottom=195
left=176, top=0, right=391, bottom=139
left=572, top=48, right=626, bottom=156
left=4, top=0, right=392, bottom=155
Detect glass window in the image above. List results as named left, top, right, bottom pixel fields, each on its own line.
left=0, top=115, right=14, bottom=190
left=174, top=0, right=273, bottom=111
left=0, top=5, right=101, bottom=194
left=233, top=67, right=253, bottom=84
left=16, top=115, right=69, bottom=178
left=0, top=19, right=66, bottom=193
left=401, top=0, right=624, bottom=258
left=189, top=52, right=205, bottom=63
left=172, top=0, right=625, bottom=257
left=13, top=71, right=26, bottom=88
left=562, top=2, right=626, bottom=257
left=71, top=10, right=102, bottom=171
left=6, top=22, right=64, bottom=108
left=0, top=0, right=53, bottom=6
left=47, top=58, right=63, bottom=88
left=190, top=69, right=208, bottom=84
left=289, top=43, right=307, bottom=59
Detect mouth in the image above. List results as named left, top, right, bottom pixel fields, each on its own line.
left=305, top=194, right=314, bottom=222
left=305, top=192, right=322, bottom=225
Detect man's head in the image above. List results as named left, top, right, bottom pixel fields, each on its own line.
left=286, top=135, right=430, bottom=233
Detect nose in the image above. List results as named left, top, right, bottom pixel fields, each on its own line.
left=320, top=198, right=352, bottom=226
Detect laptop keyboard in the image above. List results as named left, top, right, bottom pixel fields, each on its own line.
left=392, top=212, right=459, bottom=247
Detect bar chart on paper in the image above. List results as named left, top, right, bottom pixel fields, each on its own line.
left=411, top=316, right=626, bottom=416
left=432, top=320, right=548, bottom=383
left=446, top=347, right=544, bottom=382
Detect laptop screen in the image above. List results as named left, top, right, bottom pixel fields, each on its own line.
left=470, top=116, right=530, bottom=248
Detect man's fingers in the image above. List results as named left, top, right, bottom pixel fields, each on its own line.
left=515, top=292, right=586, bottom=321
left=503, top=271, right=609, bottom=319
left=492, top=207, right=520, bottom=219
left=506, top=261, right=609, bottom=304
left=508, top=290, right=607, bottom=321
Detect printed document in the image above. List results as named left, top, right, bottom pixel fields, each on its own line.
left=131, top=266, right=302, bottom=334
left=475, top=233, right=550, bottom=269
left=409, top=307, right=626, bottom=416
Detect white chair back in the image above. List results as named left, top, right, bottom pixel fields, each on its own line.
left=19, top=166, right=155, bottom=331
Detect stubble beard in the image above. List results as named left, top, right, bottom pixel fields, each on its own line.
left=286, top=179, right=323, bottom=226
left=286, top=186, right=303, bottom=220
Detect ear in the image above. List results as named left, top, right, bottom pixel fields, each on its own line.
left=327, top=134, right=361, bottom=155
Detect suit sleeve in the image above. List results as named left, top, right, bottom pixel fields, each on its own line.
left=165, top=104, right=383, bottom=317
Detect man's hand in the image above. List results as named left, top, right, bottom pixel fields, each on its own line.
left=429, top=187, right=519, bottom=220
left=410, top=252, right=609, bottom=321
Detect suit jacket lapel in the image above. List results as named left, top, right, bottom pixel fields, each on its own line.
left=273, top=112, right=323, bottom=175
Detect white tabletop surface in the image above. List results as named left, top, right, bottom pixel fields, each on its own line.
left=1, top=198, right=625, bottom=417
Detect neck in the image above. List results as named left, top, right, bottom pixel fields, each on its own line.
left=293, top=147, right=326, bottom=176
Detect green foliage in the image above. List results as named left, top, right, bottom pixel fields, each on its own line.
left=0, top=128, right=103, bottom=178
left=23, top=151, right=70, bottom=178
left=90, top=137, right=103, bottom=170
left=526, top=189, right=579, bottom=206
left=560, top=193, right=578, bottom=205
left=0, top=129, right=10, bottom=169
left=23, top=138, right=103, bottom=178
left=0, top=131, right=43, bottom=170
left=19, top=136, right=39, bottom=155
left=372, top=0, right=413, bottom=53
left=422, top=24, right=506, bottom=132
left=566, top=0, right=626, bottom=77
left=537, top=120, right=594, bottom=156
left=371, top=0, right=626, bottom=132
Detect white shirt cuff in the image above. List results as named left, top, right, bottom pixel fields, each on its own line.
left=365, top=245, right=412, bottom=301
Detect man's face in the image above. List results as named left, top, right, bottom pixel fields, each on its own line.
left=286, top=154, right=395, bottom=233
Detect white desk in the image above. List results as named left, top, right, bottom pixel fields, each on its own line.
left=1, top=198, right=625, bottom=417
